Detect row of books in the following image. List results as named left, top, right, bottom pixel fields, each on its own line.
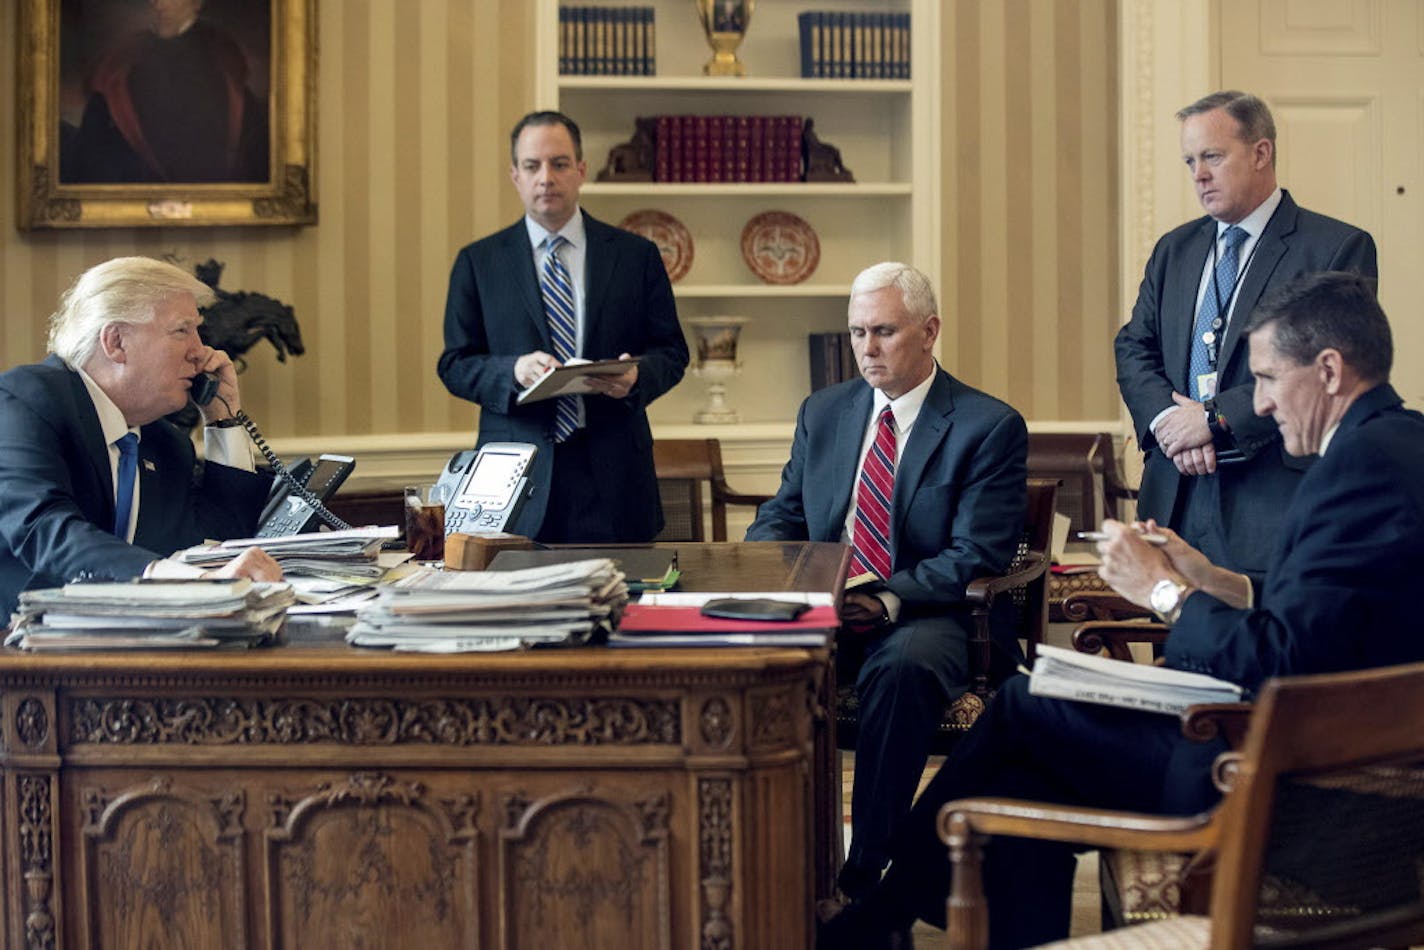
left=808, top=331, right=858, bottom=392
left=654, top=114, right=804, bottom=183
left=798, top=11, right=912, bottom=79
left=559, top=5, right=655, bottom=75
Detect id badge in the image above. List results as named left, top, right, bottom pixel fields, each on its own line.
left=1196, top=372, right=1218, bottom=400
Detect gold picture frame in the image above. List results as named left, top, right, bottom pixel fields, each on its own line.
left=17, top=0, right=316, bottom=230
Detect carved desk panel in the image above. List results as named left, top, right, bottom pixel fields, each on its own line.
left=0, top=541, right=846, bottom=950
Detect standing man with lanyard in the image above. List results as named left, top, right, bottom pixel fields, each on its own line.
left=1115, top=90, right=1376, bottom=576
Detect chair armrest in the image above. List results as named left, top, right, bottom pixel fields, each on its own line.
left=1061, top=590, right=1153, bottom=623
left=939, top=797, right=1219, bottom=854
left=1071, top=621, right=1168, bottom=661
left=964, top=549, right=1049, bottom=608
left=1182, top=702, right=1253, bottom=750
left=939, top=798, right=1220, bottom=950
left=714, top=487, right=774, bottom=508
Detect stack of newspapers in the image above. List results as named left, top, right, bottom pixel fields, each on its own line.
left=347, top=558, right=627, bottom=652
left=1027, top=643, right=1244, bottom=715
left=176, top=527, right=401, bottom=607
left=6, top=578, right=294, bottom=651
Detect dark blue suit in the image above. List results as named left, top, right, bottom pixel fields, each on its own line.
left=747, top=367, right=1027, bottom=879
left=0, top=357, right=272, bottom=617
left=854, top=383, right=1424, bottom=948
left=437, top=212, right=688, bottom=542
left=1116, top=191, right=1376, bottom=575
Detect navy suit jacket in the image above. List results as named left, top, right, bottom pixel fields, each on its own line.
left=0, top=357, right=272, bottom=616
left=746, top=368, right=1027, bottom=617
left=1115, top=190, right=1377, bottom=573
left=437, top=212, right=688, bottom=540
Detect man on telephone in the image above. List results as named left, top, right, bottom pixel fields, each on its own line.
left=438, top=110, right=689, bottom=542
left=0, top=256, right=281, bottom=618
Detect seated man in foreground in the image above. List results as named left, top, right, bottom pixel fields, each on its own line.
left=0, top=257, right=281, bottom=619
left=819, top=271, right=1424, bottom=949
left=746, top=261, right=1027, bottom=901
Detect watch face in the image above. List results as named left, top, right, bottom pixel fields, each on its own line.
left=1150, top=579, right=1181, bottom=615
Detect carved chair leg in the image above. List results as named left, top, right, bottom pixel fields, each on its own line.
left=944, top=813, right=989, bottom=950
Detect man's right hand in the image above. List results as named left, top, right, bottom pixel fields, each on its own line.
left=209, top=546, right=283, bottom=583
left=1157, top=393, right=1216, bottom=475
left=514, top=351, right=559, bottom=388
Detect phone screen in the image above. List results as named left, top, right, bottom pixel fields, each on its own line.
left=455, top=450, right=524, bottom=508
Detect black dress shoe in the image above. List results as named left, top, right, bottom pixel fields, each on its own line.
left=816, top=898, right=914, bottom=950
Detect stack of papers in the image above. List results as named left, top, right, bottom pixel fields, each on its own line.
left=7, top=579, right=294, bottom=650
left=488, top=547, right=680, bottom=592
left=346, top=558, right=628, bottom=652
left=1027, top=643, right=1245, bottom=715
left=176, top=526, right=402, bottom=589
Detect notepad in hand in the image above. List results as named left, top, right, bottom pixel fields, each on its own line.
left=516, top=357, right=642, bottom=404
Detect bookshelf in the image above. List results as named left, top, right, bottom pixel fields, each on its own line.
left=535, top=0, right=941, bottom=448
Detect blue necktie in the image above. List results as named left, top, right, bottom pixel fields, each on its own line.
left=113, top=432, right=138, bottom=539
left=539, top=235, right=582, bottom=443
left=1188, top=225, right=1249, bottom=401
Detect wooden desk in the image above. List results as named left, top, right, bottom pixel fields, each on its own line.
left=0, top=541, right=846, bottom=949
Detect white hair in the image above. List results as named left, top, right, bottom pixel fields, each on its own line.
left=848, top=262, right=937, bottom=322
left=47, top=257, right=215, bottom=366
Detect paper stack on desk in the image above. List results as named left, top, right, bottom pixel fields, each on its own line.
left=176, top=526, right=401, bottom=586
left=345, top=558, right=628, bottom=652
left=6, top=578, right=295, bottom=650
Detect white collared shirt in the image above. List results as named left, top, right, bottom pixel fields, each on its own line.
left=525, top=208, right=589, bottom=356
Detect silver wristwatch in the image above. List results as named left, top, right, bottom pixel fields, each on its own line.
left=1149, top=578, right=1190, bottom=625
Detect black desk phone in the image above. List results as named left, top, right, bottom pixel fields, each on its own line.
left=435, top=442, right=537, bottom=535
left=191, top=372, right=355, bottom=535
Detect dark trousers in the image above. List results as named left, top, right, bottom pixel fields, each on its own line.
left=538, top=429, right=654, bottom=544
left=840, top=611, right=971, bottom=891
left=860, top=676, right=1224, bottom=948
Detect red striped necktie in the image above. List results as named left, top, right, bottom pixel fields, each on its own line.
left=850, top=406, right=896, bottom=579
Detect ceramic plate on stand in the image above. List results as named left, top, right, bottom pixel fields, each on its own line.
left=618, top=209, right=694, bottom=282
left=740, top=211, right=820, bottom=285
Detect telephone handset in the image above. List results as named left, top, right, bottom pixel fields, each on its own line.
left=190, top=372, right=354, bottom=535
left=438, top=442, right=537, bottom=535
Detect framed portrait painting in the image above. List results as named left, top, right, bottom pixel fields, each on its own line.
left=17, top=0, right=316, bottom=229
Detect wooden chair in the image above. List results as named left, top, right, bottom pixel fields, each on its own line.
left=940, top=660, right=1424, bottom=949
left=835, top=478, right=1058, bottom=754
left=1029, top=433, right=1142, bottom=622
left=651, top=438, right=773, bottom=542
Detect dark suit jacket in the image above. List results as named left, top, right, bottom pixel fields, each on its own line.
left=437, top=212, right=688, bottom=540
left=746, top=368, right=1027, bottom=616
left=0, top=357, right=273, bottom=616
left=1115, top=190, right=1377, bottom=572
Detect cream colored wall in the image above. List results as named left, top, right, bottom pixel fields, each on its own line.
left=0, top=0, right=1120, bottom=449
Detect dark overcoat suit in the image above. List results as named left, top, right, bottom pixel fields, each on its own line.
left=747, top=367, right=1027, bottom=876
left=867, top=383, right=1424, bottom=949
left=1115, top=190, right=1376, bottom=575
left=0, top=357, right=272, bottom=616
left=437, top=212, right=688, bottom=541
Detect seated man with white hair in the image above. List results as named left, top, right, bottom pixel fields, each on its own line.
left=0, top=256, right=282, bottom=618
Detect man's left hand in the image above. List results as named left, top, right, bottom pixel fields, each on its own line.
left=208, top=546, right=283, bottom=583
left=1155, top=393, right=1212, bottom=459
left=583, top=353, right=638, bottom=399
left=1094, top=519, right=1177, bottom=608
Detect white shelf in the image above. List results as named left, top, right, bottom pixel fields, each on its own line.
left=560, top=76, right=912, bottom=94
left=583, top=182, right=911, bottom=197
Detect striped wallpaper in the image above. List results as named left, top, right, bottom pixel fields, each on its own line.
left=0, top=0, right=1120, bottom=442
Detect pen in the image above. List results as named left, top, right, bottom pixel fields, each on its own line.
left=1076, top=530, right=1169, bottom=546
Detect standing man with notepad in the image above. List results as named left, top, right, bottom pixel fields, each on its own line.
left=438, top=110, right=688, bottom=542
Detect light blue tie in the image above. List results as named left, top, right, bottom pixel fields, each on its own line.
left=539, top=235, right=582, bottom=442
left=113, top=432, right=138, bottom=539
left=1188, top=225, right=1249, bottom=401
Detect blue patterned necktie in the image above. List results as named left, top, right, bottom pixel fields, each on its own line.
left=1188, top=225, right=1249, bottom=401
left=113, top=432, right=138, bottom=539
left=539, top=235, right=581, bottom=442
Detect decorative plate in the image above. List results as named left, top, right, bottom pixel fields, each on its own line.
left=618, top=209, right=693, bottom=282
left=740, top=211, right=820, bottom=285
